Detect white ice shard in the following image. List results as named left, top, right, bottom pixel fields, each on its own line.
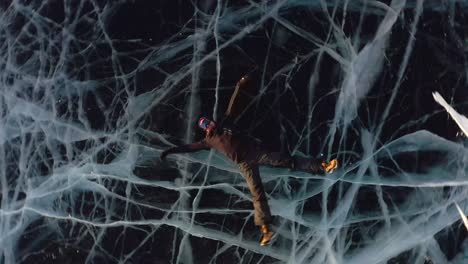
left=455, top=203, right=468, bottom=232
left=433, top=91, right=468, bottom=137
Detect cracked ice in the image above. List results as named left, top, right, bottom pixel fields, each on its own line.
left=0, top=0, right=468, bottom=263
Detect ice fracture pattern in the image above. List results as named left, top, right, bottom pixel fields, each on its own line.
left=0, top=0, right=468, bottom=263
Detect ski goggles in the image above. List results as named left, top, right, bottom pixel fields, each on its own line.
left=198, top=117, right=211, bottom=130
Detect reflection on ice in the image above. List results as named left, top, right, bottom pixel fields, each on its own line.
left=0, top=0, right=467, bottom=263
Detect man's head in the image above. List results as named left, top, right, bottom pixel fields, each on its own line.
left=198, top=117, right=216, bottom=133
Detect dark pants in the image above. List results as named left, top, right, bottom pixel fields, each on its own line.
left=238, top=152, right=324, bottom=226
left=238, top=161, right=272, bottom=226
left=257, top=152, right=325, bottom=174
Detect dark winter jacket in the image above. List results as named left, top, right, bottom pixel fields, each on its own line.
left=163, top=127, right=261, bottom=163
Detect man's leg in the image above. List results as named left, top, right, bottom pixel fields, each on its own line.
left=292, top=156, right=326, bottom=174
left=257, top=152, right=294, bottom=168
left=256, top=152, right=331, bottom=174
left=237, top=161, right=274, bottom=246
left=238, top=161, right=272, bottom=226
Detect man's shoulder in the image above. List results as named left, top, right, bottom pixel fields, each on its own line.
left=222, top=127, right=235, bottom=135
left=224, top=128, right=262, bottom=144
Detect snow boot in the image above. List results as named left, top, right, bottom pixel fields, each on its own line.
left=260, top=225, right=274, bottom=246
left=321, top=159, right=338, bottom=174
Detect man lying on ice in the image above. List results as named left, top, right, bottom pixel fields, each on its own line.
left=161, top=76, right=338, bottom=246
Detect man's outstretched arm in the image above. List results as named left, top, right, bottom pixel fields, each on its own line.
left=160, top=141, right=209, bottom=160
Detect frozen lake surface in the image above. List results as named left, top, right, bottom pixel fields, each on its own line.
left=0, top=0, right=467, bottom=263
